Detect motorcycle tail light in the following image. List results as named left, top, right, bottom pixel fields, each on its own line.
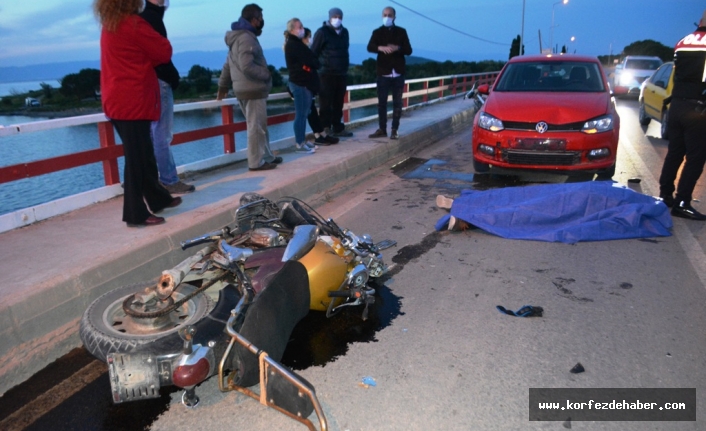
left=172, top=358, right=210, bottom=388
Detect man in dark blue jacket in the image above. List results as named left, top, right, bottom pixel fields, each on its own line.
left=366, top=6, right=412, bottom=140
left=139, top=0, right=195, bottom=194
left=311, top=7, right=353, bottom=138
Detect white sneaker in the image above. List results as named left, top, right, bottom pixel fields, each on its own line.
left=305, top=141, right=319, bottom=150
left=295, top=143, right=315, bottom=154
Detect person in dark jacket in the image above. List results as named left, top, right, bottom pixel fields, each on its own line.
left=366, top=6, right=412, bottom=140
left=658, top=9, right=706, bottom=220
left=302, top=28, right=339, bottom=146
left=95, top=0, right=180, bottom=227
left=285, top=18, right=319, bottom=154
left=311, top=7, right=352, bottom=138
left=139, top=0, right=195, bottom=194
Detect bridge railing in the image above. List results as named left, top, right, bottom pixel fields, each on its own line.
left=0, top=72, right=498, bottom=187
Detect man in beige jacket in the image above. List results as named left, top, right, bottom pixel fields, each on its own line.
left=218, top=3, right=281, bottom=171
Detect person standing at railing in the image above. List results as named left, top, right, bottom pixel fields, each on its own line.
left=284, top=19, right=319, bottom=154
left=217, top=3, right=282, bottom=171
left=311, top=7, right=353, bottom=138
left=95, top=0, right=181, bottom=227
left=302, top=27, right=339, bottom=146
left=139, top=0, right=195, bottom=195
left=366, top=6, right=413, bottom=140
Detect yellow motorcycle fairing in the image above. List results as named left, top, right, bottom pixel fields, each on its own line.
left=298, top=239, right=354, bottom=311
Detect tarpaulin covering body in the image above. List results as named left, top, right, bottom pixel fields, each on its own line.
left=435, top=182, right=673, bottom=243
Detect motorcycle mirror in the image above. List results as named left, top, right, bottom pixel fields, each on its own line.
left=218, top=240, right=253, bottom=263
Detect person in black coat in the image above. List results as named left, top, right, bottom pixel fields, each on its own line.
left=285, top=18, right=319, bottom=153
left=366, top=6, right=412, bottom=140
left=311, top=7, right=352, bottom=137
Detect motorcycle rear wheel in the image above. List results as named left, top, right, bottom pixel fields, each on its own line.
left=79, top=282, right=211, bottom=362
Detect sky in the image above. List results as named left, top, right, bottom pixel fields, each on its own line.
left=0, top=0, right=704, bottom=67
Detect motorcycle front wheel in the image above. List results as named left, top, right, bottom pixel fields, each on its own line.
left=79, top=282, right=211, bottom=362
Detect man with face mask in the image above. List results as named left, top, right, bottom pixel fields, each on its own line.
left=311, top=7, right=353, bottom=138
left=217, top=3, right=281, bottom=171
left=367, top=6, right=412, bottom=140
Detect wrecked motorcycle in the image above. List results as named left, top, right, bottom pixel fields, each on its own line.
left=79, top=195, right=395, bottom=430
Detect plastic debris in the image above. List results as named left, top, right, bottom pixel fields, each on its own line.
left=570, top=363, right=585, bottom=374
left=359, top=376, right=377, bottom=388
left=496, top=305, right=543, bottom=317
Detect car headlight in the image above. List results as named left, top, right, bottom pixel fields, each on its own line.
left=479, top=112, right=504, bottom=132
left=619, top=72, right=634, bottom=86
left=582, top=115, right=614, bottom=134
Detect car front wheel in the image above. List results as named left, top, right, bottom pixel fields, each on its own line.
left=638, top=101, right=651, bottom=126
left=473, top=158, right=490, bottom=173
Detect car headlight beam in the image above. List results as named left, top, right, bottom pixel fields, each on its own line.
left=479, top=112, right=504, bottom=132
left=582, top=115, right=614, bottom=134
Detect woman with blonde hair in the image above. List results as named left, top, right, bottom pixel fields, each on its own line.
left=284, top=18, right=320, bottom=154
left=94, top=0, right=180, bottom=227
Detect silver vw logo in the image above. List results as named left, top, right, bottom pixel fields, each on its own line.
left=536, top=122, right=548, bottom=134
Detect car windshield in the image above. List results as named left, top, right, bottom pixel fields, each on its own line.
left=494, top=61, right=605, bottom=92
left=625, top=59, right=661, bottom=70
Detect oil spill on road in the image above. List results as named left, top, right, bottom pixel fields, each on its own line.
left=281, top=282, right=403, bottom=369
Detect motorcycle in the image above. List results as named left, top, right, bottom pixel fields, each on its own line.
left=79, top=194, right=396, bottom=430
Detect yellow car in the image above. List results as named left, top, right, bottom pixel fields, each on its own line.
left=638, top=61, right=673, bottom=139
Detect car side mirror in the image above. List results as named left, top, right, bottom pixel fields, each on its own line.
left=477, top=84, right=490, bottom=95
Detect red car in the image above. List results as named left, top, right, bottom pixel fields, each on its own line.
left=472, top=54, right=620, bottom=177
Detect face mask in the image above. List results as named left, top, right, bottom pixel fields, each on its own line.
left=258, top=18, right=265, bottom=30
left=296, top=29, right=305, bottom=39
left=382, top=17, right=393, bottom=27
left=330, top=18, right=342, bottom=28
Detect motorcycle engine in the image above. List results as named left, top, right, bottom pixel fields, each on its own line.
left=249, top=228, right=282, bottom=247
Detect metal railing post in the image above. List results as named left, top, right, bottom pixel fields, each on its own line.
left=452, top=77, right=457, bottom=96
left=343, top=90, right=350, bottom=124
left=423, top=81, right=429, bottom=103
left=439, top=78, right=444, bottom=99
left=97, top=121, right=120, bottom=186
left=403, top=82, right=410, bottom=108
left=462, top=76, right=467, bottom=93
left=221, top=104, right=236, bottom=154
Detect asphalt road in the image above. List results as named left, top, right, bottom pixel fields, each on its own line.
left=2, top=98, right=705, bottom=431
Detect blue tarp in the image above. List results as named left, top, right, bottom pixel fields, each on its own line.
left=435, top=182, right=673, bottom=243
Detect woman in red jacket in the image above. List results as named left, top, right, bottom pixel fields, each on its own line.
left=95, top=0, right=180, bottom=227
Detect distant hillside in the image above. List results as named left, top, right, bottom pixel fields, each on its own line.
left=0, top=45, right=500, bottom=83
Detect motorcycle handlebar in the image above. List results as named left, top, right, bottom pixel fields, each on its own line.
left=181, top=227, right=233, bottom=250
left=328, top=290, right=355, bottom=298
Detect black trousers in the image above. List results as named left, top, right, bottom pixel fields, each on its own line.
left=376, top=75, right=405, bottom=131
left=659, top=98, right=706, bottom=203
left=112, top=120, right=173, bottom=224
left=319, top=74, right=347, bottom=133
left=307, top=99, right=324, bottom=134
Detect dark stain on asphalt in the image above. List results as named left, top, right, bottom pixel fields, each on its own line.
left=553, top=277, right=593, bottom=303
left=638, top=238, right=659, bottom=244
left=389, top=231, right=444, bottom=273
left=620, top=282, right=633, bottom=289
left=281, top=282, right=403, bottom=369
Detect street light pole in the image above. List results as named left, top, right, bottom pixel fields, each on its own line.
left=520, top=0, right=525, bottom=56
left=550, top=0, right=568, bottom=54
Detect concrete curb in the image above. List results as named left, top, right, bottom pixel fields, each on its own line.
left=0, top=98, right=477, bottom=395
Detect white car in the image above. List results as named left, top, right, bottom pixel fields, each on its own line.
left=613, top=55, right=662, bottom=97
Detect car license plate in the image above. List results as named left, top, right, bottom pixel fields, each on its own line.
left=513, top=138, right=566, bottom=150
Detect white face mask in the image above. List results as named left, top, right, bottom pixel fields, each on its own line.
left=382, top=17, right=393, bottom=27
left=330, top=18, right=342, bottom=28
left=296, top=28, right=305, bottom=39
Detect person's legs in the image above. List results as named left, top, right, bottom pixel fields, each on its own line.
left=307, top=99, right=323, bottom=134
left=390, top=75, right=405, bottom=132
left=151, top=80, right=178, bottom=185
left=659, top=102, right=687, bottom=201
left=113, top=120, right=171, bottom=224
left=376, top=76, right=391, bottom=132
left=288, top=82, right=313, bottom=145
left=330, top=74, right=347, bottom=133
left=675, top=101, right=706, bottom=203
left=319, top=73, right=335, bottom=131
left=239, top=98, right=274, bottom=168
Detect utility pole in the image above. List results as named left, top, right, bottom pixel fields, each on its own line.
left=520, top=0, right=525, bottom=56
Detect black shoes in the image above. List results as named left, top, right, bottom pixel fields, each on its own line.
left=659, top=194, right=675, bottom=208
left=332, top=130, right=353, bottom=138
left=127, top=215, right=165, bottom=228
left=315, top=135, right=339, bottom=145
left=271, top=156, right=283, bottom=164
left=368, top=129, right=387, bottom=139
left=249, top=162, right=277, bottom=171
left=390, top=129, right=399, bottom=140
left=671, top=201, right=706, bottom=221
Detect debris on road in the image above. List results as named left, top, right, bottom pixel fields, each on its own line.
left=496, top=305, right=544, bottom=317
left=570, top=363, right=585, bottom=374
